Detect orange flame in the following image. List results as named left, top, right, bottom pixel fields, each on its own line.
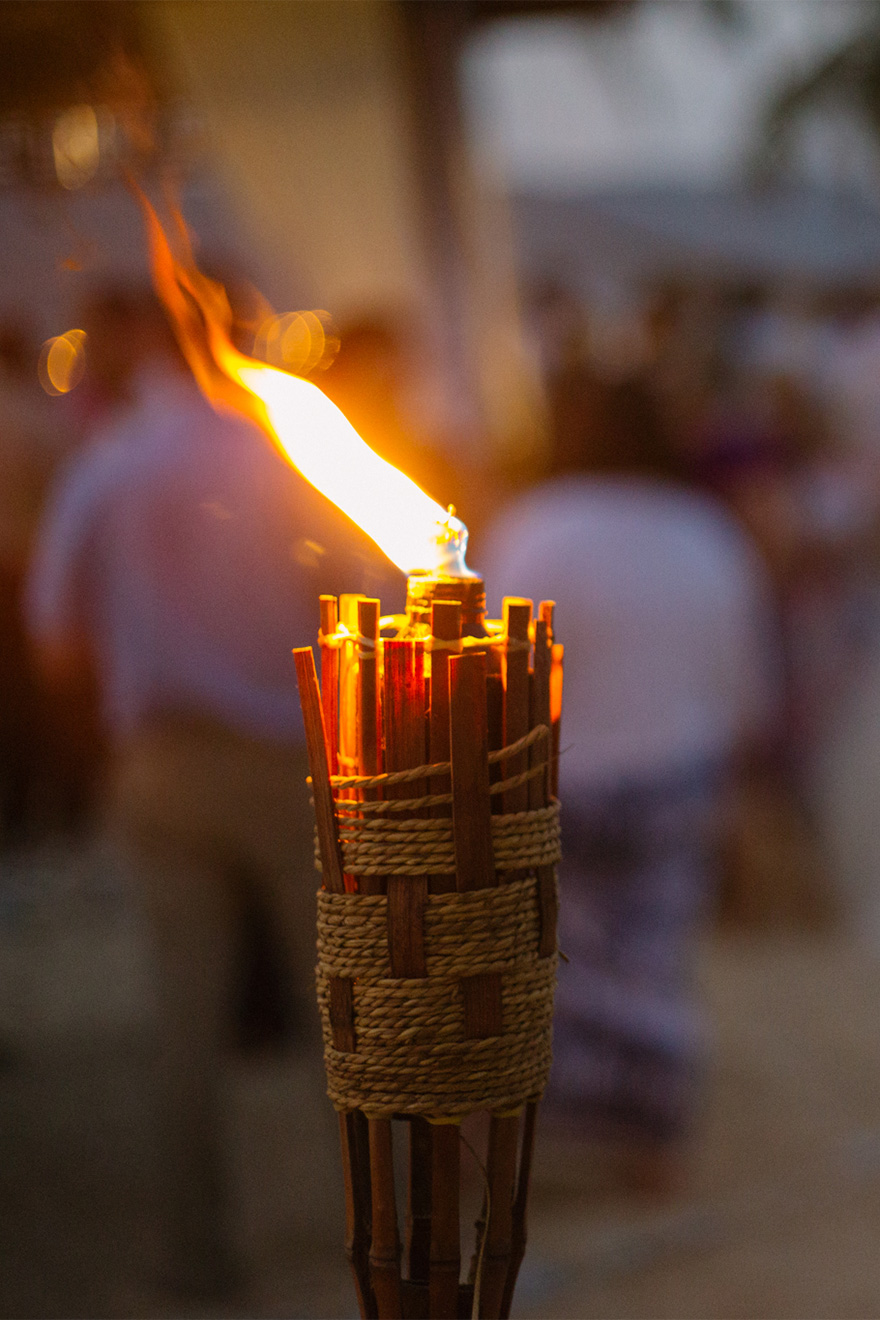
left=139, top=193, right=452, bottom=576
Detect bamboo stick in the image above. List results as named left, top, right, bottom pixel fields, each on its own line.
left=341, top=1110, right=378, bottom=1319
left=531, top=617, right=557, bottom=957
left=499, top=1102, right=537, bottom=1320
left=320, top=595, right=340, bottom=776
left=449, top=651, right=495, bottom=896
left=428, top=600, right=461, bottom=896
left=346, top=607, right=406, bottom=1315
left=296, top=645, right=374, bottom=1313
left=480, top=1112, right=520, bottom=1320
left=478, top=602, right=533, bottom=1317
left=292, top=647, right=344, bottom=896
left=549, top=643, right=564, bottom=802
left=426, top=601, right=463, bottom=1317
left=383, top=639, right=433, bottom=1289
left=338, top=593, right=364, bottom=780
left=356, top=599, right=382, bottom=899
left=532, top=607, right=554, bottom=810
left=500, top=599, right=532, bottom=817
left=450, top=651, right=500, bottom=1040
left=358, top=600, right=381, bottom=783
left=369, top=1116, right=403, bottom=1319
left=500, top=607, right=556, bottom=1316
left=383, top=639, right=427, bottom=978
left=428, top=1121, right=461, bottom=1319
left=406, top=1117, right=433, bottom=1286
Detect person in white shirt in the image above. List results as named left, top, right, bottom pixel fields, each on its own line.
left=480, top=469, right=779, bottom=1171
left=27, top=288, right=403, bottom=1297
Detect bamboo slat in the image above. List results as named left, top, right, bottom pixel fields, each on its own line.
left=328, top=976, right=357, bottom=1053
left=383, top=638, right=431, bottom=1288
left=549, top=643, right=564, bottom=801
left=450, top=651, right=500, bottom=1042
left=297, top=643, right=377, bottom=1311
left=500, top=605, right=557, bottom=1315
left=320, top=595, right=340, bottom=775
left=356, top=600, right=382, bottom=899
left=407, top=1116, right=434, bottom=1285
left=341, top=1110, right=378, bottom=1319
left=427, top=601, right=463, bottom=1315
left=384, top=639, right=427, bottom=978
left=358, top=600, right=381, bottom=783
left=338, top=594, right=364, bottom=780
left=499, top=1101, right=537, bottom=1320
left=429, top=1121, right=461, bottom=1319
left=480, top=1113, right=520, bottom=1319
left=292, top=647, right=344, bottom=896
left=449, top=651, right=495, bottom=894
left=369, top=1117, right=403, bottom=1319
left=477, top=603, right=533, bottom=1317
left=531, top=617, right=557, bottom=958
left=428, top=600, right=461, bottom=897
left=500, top=599, right=532, bottom=816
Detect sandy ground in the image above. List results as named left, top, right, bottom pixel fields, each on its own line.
left=2, top=838, right=880, bottom=1320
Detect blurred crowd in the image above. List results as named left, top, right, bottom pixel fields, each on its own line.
left=534, top=281, right=880, bottom=772
left=488, top=275, right=880, bottom=1191
left=4, top=270, right=880, bottom=1297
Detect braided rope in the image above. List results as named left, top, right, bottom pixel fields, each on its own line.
left=325, top=801, right=560, bottom=876
left=316, top=874, right=557, bottom=1118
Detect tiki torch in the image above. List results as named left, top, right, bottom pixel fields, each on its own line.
left=141, top=198, right=562, bottom=1319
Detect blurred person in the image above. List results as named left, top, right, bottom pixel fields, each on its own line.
left=818, top=287, right=880, bottom=478
left=787, top=289, right=880, bottom=937
left=26, top=288, right=403, bottom=1299
left=522, top=278, right=591, bottom=384
left=480, top=424, right=780, bottom=1188
left=693, top=363, right=873, bottom=774
left=663, top=358, right=853, bottom=927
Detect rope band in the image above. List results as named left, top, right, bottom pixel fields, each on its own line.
left=316, top=874, right=557, bottom=1118
left=320, top=801, right=560, bottom=876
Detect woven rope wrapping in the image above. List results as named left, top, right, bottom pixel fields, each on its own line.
left=326, top=801, right=560, bottom=877
left=316, top=874, right=558, bottom=1118
left=312, top=727, right=560, bottom=875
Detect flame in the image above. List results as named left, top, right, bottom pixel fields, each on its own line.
left=139, top=192, right=451, bottom=576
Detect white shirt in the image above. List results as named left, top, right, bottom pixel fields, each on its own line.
left=478, top=477, right=779, bottom=791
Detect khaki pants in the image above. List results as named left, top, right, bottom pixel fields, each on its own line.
left=109, top=716, right=322, bottom=1286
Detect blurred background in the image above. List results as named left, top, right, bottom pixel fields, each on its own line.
left=5, top=1, right=880, bottom=1316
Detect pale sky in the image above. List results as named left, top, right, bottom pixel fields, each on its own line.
left=464, top=0, right=873, bottom=192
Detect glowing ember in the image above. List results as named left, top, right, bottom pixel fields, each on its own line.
left=140, top=191, right=469, bottom=577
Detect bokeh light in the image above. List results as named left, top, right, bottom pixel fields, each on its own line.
left=38, top=329, right=87, bottom=395
left=52, top=104, right=100, bottom=190
left=253, top=309, right=340, bottom=375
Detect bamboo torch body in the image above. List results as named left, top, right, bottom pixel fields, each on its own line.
left=294, top=573, right=560, bottom=1320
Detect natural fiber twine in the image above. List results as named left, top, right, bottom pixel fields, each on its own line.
left=316, top=873, right=558, bottom=1119
left=325, top=801, right=560, bottom=877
